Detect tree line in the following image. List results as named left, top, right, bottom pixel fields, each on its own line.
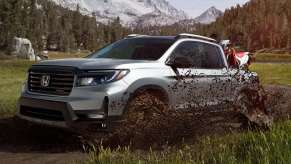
left=0, top=0, right=218, bottom=54
left=0, top=0, right=132, bottom=54
left=1, top=0, right=290, bottom=53
left=198, top=0, right=291, bottom=51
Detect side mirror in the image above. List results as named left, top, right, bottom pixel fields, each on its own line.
left=166, top=56, right=193, bottom=68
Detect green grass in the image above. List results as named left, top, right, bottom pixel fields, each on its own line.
left=0, top=59, right=290, bottom=163
left=0, top=60, right=290, bottom=115
left=82, top=63, right=291, bottom=164
left=254, top=53, right=291, bottom=63
left=47, top=51, right=89, bottom=59
left=84, top=121, right=291, bottom=164
left=0, top=59, right=290, bottom=114
left=0, top=60, right=33, bottom=117
left=250, top=63, right=291, bottom=85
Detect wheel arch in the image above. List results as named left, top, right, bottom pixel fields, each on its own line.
left=130, top=84, right=170, bottom=104
left=122, top=84, right=170, bottom=115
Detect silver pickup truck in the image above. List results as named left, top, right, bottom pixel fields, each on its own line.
left=17, top=33, right=272, bottom=130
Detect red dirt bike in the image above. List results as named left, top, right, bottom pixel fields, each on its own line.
left=234, top=51, right=253, bottom=68
left=220, top=40, right=253, bottom=69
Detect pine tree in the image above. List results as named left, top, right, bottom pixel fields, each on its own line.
left=283, top=0, right=291, bottom=49
left=72, top=4, right=82, bottom=48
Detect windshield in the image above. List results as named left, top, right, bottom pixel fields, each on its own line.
left=88, top=38, right=175, bottom=60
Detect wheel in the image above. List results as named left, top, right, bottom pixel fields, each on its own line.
left=76, top=90, right=169, bottom=149
left=109, top=90, right=169, bottom=147
left=235, top=89, right=273, bottom=128
left=124, top=90, right=168, bottom=129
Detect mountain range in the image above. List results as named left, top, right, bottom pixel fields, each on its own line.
left=194, top=6, right=223, bottom=24
left=51, top=0, right=223, bottom=26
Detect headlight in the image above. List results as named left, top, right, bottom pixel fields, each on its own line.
left=76, top=70, right=129, bottom=87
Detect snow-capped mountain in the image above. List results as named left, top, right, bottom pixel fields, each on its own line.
left=51, top=0, right=188, bottom=26
left=194, top=6, right=223, bottom=24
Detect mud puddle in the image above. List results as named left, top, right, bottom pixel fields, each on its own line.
left=0, top=118, right=86, bottom=164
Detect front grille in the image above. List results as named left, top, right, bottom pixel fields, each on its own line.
left=20, top=106, right=64, bottom=121
left=28, top=67, right=75, bottom=96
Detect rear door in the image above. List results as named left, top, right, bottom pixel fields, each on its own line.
left=195, top=42, right=231, bottom=106
left=168, top=40, right=230, bottom=109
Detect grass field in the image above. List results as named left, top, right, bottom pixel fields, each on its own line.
left=85, top=121, right=291, bottom=164
left=0, top=60, right=291, bottom=163
left=0, top=60, right=34, bottom=117
left=0, top=60, right=290, bottom=116
left=250, top=63, right=291, bottom=85
left=254, top=53, right=291, bottom=63
left=47, top=51, right=89, bottom=59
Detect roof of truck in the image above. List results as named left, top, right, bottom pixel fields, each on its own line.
left=126, top=33, right=217, bottom=43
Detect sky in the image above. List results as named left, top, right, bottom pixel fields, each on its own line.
left=167, top=0, right=250, bottom=18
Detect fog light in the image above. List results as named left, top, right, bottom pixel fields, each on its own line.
left=87, top=114, right=105, bottom=119
left=101, top=123, right=107, bottom=128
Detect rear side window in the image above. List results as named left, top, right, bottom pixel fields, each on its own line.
left=199, top=43, right=225, bottom=69
left=170, top=41, right=225, bottom=69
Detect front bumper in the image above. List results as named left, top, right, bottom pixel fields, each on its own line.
left=17, top=65, right=132, bottom=130
left=17, top=83, right=128, bottom=129
left=17, top=96, right=109, bottom=129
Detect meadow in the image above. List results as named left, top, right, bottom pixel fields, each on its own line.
left=250, top=63, right=291, bottom=85
left=85, top=121, right=291, bottom=164
left=0, top=58, right=291, bottom=164
left=254, top=53, right=291, bottom=63
left=0, top=60, right=33, bottom=117
left=47, top=51, right=89, bottom=59
left=1, top=60, right=291, bottom=116
left=83, top=61, right=291, bottom=163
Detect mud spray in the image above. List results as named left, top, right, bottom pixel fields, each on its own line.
left=78, top=70, right=278, bottom=151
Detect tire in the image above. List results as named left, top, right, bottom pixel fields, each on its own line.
left=75, top=90, right=169, bottom=149
left=124, top=90, right=168, bottom=129
left=235, top=89, right=273, bottom=128
left=108, top=90, right=169, bottom=146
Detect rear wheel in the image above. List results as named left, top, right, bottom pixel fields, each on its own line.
left=235, top=89, right=273, bottom=128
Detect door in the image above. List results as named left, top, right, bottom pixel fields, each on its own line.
left=194, top=42, right=231, bottom=107
left=167, top=41, right=229, bottom=110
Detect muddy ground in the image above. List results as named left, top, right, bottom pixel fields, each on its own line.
left=0, top=85, right=290, bottom=164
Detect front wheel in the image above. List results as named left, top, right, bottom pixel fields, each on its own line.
left=109, top=90, right=169, bottom=147
left=124, top=91, right=168, bottom=129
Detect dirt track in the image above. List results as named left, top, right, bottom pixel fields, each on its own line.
left=0, top=118, right=86, bottom=164
left=0, top=85, right=290, bottom=164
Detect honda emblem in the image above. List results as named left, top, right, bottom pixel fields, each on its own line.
left=41, top=75, right=50, bottom=87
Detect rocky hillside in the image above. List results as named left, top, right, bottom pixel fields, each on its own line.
left=51, top=0, right=188, bottom=26
left=194, top=6, right=223, bottom=24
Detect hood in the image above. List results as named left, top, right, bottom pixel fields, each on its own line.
left=33, top=58, right=161, bottom=70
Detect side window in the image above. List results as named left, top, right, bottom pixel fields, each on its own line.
left=170, top=41, right=225, bottom=69
left=170, top=41, right=202, bottom=68
left=199, top=43, right=225, bottom=69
